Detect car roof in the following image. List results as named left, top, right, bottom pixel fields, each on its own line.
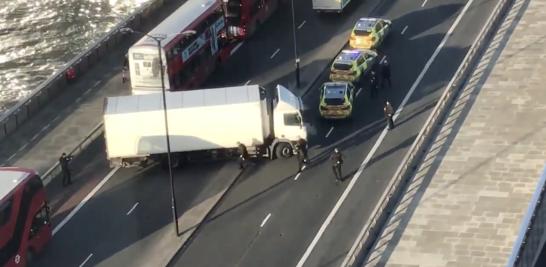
left=323, top=82, right=348, bottom=96
left=337, top=50, right=362, bottom=62
left=354, top=18, right=378, bottom=31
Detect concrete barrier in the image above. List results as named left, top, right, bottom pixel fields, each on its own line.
left=340, top=0, right=516, bottom=266
left=0, top=0, right=176, bottom=143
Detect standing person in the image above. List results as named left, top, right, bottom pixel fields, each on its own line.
left=331, top=148, right=344, bottom=181
left=122, top=66, right=128, bottom=84
left=237, top=142, right=249, bottom=170
left=122, top=53, right=129, bottom=84
left=383, top=100, right=395, bottom=130
left=59, top=153, right=73, bottom=187
left=296, top=138, right=309, bottom=171
left=369, top=70, right=379, bottom=98
left=380, top=58, right=392, bottom=88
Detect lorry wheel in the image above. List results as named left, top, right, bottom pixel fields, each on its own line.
left=275, top=143, right=293, bottom=159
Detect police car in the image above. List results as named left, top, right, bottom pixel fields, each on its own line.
left=329, top=49, right=378, bottom=84
left=349, top=17, right=392, bottom=49
left=319, top=81, right=355, bottom=119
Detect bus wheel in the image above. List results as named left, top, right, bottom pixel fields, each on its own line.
left=275, top=143, right=293, bottom=159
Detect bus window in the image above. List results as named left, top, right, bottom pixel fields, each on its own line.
left=0, top=197, right=13, bottom=226
left=30, top=206, right=49, bottom=238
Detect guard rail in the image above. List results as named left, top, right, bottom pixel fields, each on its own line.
left=0, top=0, right=172, bottom=142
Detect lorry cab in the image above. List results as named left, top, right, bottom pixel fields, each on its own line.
left=271, top=85, right=308, bottom=154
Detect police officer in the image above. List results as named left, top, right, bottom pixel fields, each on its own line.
left=331, top=148, right=344, bottom=181
left=384, top=100, right=395, bottom=130
left=380, top=58, right=392, bottom=88
left=59, top=153, right=73, bottom=186
left=370, top=70, right=379, bottom=98
left=237, top=142, right=249, bottom=170
left=296, top=138, right=309, bottom=171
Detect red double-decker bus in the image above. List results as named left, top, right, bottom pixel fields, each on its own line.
left=0, top=167, right=51, bottom=267
left=128, top=0, right=233, bottom=94
left=128, top=0, right=281, bottom=94
left=223, top=0, right=281, bottom=38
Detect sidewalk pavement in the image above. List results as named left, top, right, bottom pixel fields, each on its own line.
left=365, top=0, right=546, bottom=266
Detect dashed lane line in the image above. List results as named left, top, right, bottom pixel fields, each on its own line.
left=270, top=48, right=280, bottom=59
left=231, top=42, right=244, bottom=56
left=325, top=127, right=334, bottom=138
left=401, top=25, right=409, bottom=35
left=260, top=213, right=272, bottom=228
left=126, top=202, right=139, bottom=215
left=79, top=253, right=93, bottom=267
left=298, top=20, right=306, bottom=30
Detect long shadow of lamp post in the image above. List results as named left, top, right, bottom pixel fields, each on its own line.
left=290, top=0, right=301, bottom=88
left=120, top=27, right=196, bottom=237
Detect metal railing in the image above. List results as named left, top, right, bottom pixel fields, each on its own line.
left=0, top=0, right=173, bottom=142
left=41, top=123, right=104, bottom=185
left=341, top=0, right=515, bottom=265
left=510, top=166, right=546, bottom=267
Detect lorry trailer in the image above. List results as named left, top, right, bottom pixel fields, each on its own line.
left=103, top=84, right=307, bottom=167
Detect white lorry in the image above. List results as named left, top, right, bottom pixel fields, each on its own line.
left=312, top=0, right=352, bottom=12
left=103, top=84, right=307, bottom=167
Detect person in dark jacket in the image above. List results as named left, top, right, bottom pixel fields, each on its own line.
left=237, top=143, right=249, bottom=170
left=296, top=138, right=309, bottom=171
left=380, top=58, right=391, bottom=88
left=384, top=100, right=395, bottom=130
left=59, top=153, right=73, bottom=186
left=331, top=148, right=344, bottom=181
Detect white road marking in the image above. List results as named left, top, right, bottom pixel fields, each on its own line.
left=421, top=0, right=428, bottom=7
left=17, top=143, right=28, bottom=152
left=7, top=153, right=16, bottom=161
left=356, top=88, right=362, bottom=97
left=83, top=88, right=93, bottom=96
left=75, top=96, right=82, bottom=103
left=41, top=124, right=51, bottom=133
left=53, top=167, right=120, bottom=236
left=380, top=55, right=387, bottom=65
left=401, top=25, right=409, bottom=35
left=298, top=20, right=306, bottom=30
left=92, top=81, right=100, bottom=88
left=294, top=172, right=302, bottom=181
left=126, top=202, right=139, bottom=215
left=30, top=133, right=40, bottom=142
left=245, top=80, right=252, bottom=85
left=325, top=127, right=334, bottom=138
left=260, top=213, right=272, bottom=227
left=297, top=0, right=476, bottom=265
left=270, top=48, right=280, bottom=59
left=79, top=253, right=93, bottom=267
left=230, top=42, right=244, bottom=56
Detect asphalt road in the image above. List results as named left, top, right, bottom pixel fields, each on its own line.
left=32, top=137, right=241, bottom=267
left=27, top=0, right=498, bottom=265
left=169, top=0, right=498, bottom=266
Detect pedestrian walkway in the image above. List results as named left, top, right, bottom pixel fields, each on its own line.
left=365, top=0, right=546, bottom=266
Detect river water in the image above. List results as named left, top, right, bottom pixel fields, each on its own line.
left=0, top=0, right=152, bottom=114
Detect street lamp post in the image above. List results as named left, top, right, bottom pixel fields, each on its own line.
left=290, top=0, right=301, bottom=88
left=120, top=28, right=196, bottom=237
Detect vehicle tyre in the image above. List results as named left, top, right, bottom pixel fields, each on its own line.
left=275, top=143, right=293, bottom=159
